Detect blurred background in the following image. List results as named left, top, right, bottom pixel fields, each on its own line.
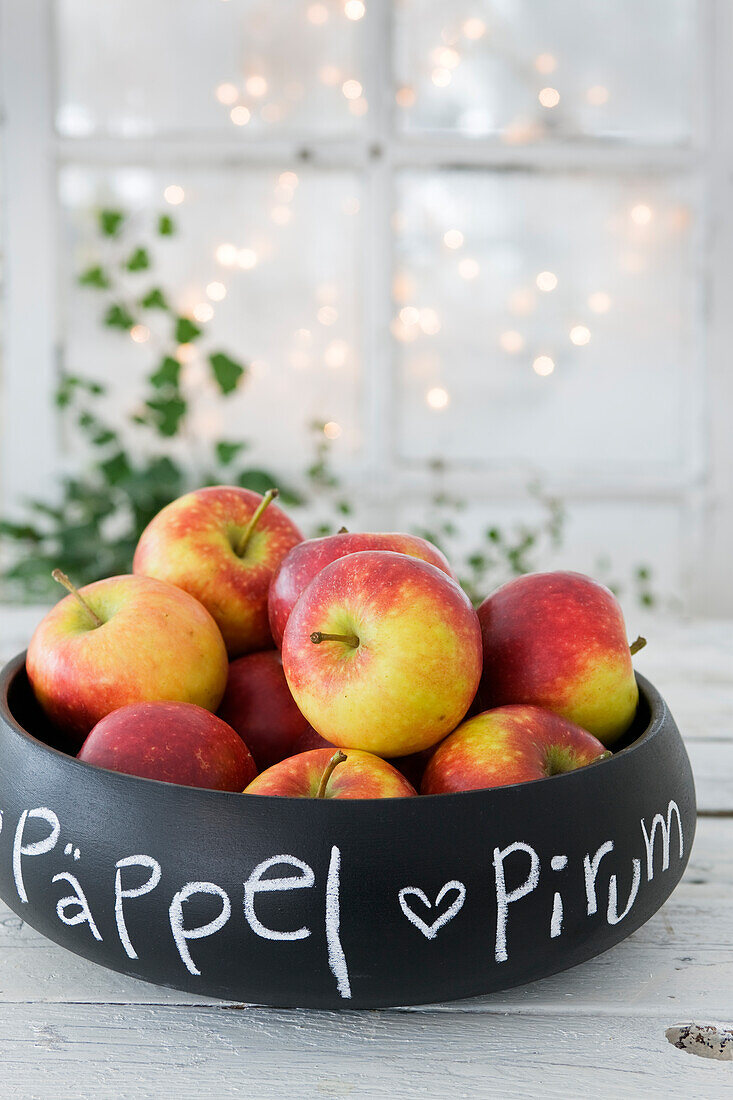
left=1, top=0, right=731, bottom=616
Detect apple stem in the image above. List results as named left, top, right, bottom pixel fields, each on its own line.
left=235, top=488, right=279, bottom=557
left=337, top=526, right=349, bottom=534
left=310, top=631, right=360, bottom=648
left=51, top=569, right=103, bottom=629
left=629, top=635, right=647, bottom=656
left=315, top=750, right=347, bottom=799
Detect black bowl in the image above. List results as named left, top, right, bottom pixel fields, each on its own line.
left=0, top=652, right=695, bottom=1009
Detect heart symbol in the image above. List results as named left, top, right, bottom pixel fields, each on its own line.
left=398, top=880, right=466, bottom=940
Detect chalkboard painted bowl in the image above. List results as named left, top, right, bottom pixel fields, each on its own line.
left=0, top=652, right=695, bottom=1009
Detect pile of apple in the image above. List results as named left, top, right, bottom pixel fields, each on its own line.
left=25, top=485, right=646, bottom=801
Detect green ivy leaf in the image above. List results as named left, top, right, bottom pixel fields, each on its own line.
left=99, top=209, right=125, bottom=237
left=215, top=440, right=246, bottom=466
left=174, top=317, right=201, bottom=344
left=92, top=428, right=117, bottom=446
left=104, top=303, right=135, bottom=331
left=99, top=451, right=132, bottom=485
left=0, top=520, right=43, bottom=543
left=126, top=247, right=150, bottom=272
left=140, top=287, right=169, bottom=310
left=78, top=265, right=111, bottom=289
left=235, top=468, right=303, bottom=505
left=149, top=356, right=181, bottom=389
left=158, top=214, right=175, bottom=236
left=145, top=395, right=187, bottom=436
left=209, top=351, right=245, bottom=395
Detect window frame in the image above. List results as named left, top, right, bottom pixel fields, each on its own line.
left=0, top=0, right=729, bottom=612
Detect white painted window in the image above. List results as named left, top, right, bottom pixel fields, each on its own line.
left=1, top=0, right=730, bottom=612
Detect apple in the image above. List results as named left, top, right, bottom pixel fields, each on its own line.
left=243, top=747, right=416, bottom=799
left=268, top=530, right=456, bottom=648
left=133, top=486, right=303, bottom=657
left=217, top=650, right=332, bottom=771
left=27, top=571, right=228, bottom=745
left=477, top=571, right=645, bottom=745
left=282, top=550, right=482, bottom=757
left=78, top=701, right=257, bottom=791
left=421, top=705, right=610, bottom=795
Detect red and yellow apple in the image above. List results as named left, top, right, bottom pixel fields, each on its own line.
left=244, top=747, right=416, bottom=799
left=268, top=530, right=456, bottom=648
left=79, top=701, right=256, bottom=791
left=282, top=550, right=482, bottom=757
left=421, top=704, right=610, bottom=795
left=27, top=573, right=228, bottom=744
left=133, top=486, right=303, bottom=657
left=217, top=649, right=331, bottom=771
left=477, top=571, right=643, bottom=745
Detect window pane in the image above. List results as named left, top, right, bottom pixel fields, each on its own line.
left=394, top=169, right=696, bottom=472
left=56, top=0, right=368, bottom=137
left=394, top=0, right=697, bottom=142
left=59, top=166, right=362, bottom=476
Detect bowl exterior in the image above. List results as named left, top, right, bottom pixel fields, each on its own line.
left=0, top=655, right=696, bottom=1009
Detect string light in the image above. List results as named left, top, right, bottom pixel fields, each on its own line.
left=426, top=386, right=450, bottom=409
left=392, top=272, right=415, bottom=302
left=349, top=98, right=368, bottom=116
left=215, top=83, right=239, bottom=105
left=395, top=86, right=416, bottom=108
left=230, top=106, right=251, bottom=126
left=536, top=270, right=558, bottom=292
left=433, top=47, right=460, bottom=69
left=462, top=18, right=486, bottom=39
left=193, top=302, right=214, bottom=323
left=509, top=289, right=536, bottom=315
left=588, top=292, right=611, bottom=313
left=538, top=87, right=560, bottom=108
left=325, top=339, right=349, bottom=367
left=246, top=75, right=268, bottom=98
left=279, top=171, right=299, bottom=189
left=419, top=308, right=441, bottom=335
left=317, top=305, right=338, bottom=325
left=215, top=243, right=238, bottom=266
left=431, top=68, right=452, bottom=88
left=569, top=324, right=591, bottom=346
left=586, top=85, right=609, bottom=106
left=323, top=421, right=342, bottom=439
left=176, top=344, right=196, bottom=364
left=206, top=281, right=227, bottom=301
left=130, top=324, right=150, bottom=343
left=458, top=257, right=480, bottom=279
left=534, top=53, right=557, bottom=74
left=500, top=330, right=524, bottom=353
left=319, top=65, right=341, bottom=86
left=307, top=2, right=328, bottom=23
left=390, top=316, right=419, bottom=343
left=271, top=205, right=292, bottom=225
left=344, top=0, right=365, bottom=19
left=533, top=355, right=555, bottom=376
left=630, top=203, right=653, bottom=225
left=342, top=79, right=363, bottom=100
left=443, top=229, right=464, bottom=249
left=163, top=184, right=185, bottom=205
left=295, top=327, right=313, bottom=344
left=237, top=248, right=258, bottom=269
left=399, top=306, right=420, bottom=325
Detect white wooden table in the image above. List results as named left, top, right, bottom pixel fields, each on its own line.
left=1, top=608, right=732, bottom=1099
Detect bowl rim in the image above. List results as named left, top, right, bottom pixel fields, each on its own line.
left=0, top=650, right=667, bottom=807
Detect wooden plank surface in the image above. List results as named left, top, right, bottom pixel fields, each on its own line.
left=0, top=608, right=731, bottom=1097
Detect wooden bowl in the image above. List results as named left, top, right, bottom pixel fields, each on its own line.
left=0, top=652, right=695, bottom=1009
